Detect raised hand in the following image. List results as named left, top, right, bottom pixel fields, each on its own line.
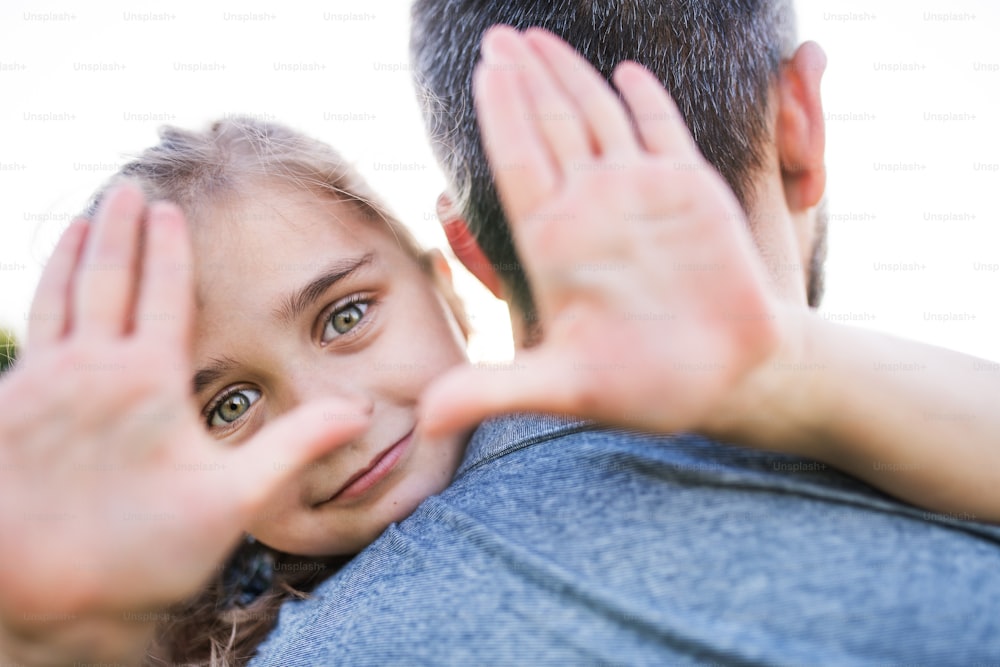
left=422, top=27, right=784, bottom=438
left=0, top=185, right=368, bottom=659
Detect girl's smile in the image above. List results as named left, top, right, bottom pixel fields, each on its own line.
left=313, top=428, right=414, bottom=506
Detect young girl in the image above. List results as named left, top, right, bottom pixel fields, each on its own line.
left=81, top=117, right=473, bottom=665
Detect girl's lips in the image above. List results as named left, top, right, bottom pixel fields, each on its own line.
left=318, top=430, right=414, bottom=506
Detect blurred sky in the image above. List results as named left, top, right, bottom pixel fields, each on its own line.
left=0, top=0, right=997, bottom=362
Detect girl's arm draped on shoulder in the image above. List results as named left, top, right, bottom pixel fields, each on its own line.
left=419, top=27, right=1000, bottom=524
left=705, top=312, right=1000, bottom=523
left=0, top=185, right=369, bottom=665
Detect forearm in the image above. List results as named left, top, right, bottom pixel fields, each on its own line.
left=706, top=308, right=1000, bottom=522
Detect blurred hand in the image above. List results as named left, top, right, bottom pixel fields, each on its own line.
left=0, top=185, right=368, bottom=655
left=422, top=27, right=784, bottom=437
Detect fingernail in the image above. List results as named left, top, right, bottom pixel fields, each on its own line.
left=481, top=30, right=500, bottom=63
left=481, top=25, right=518, bottom=63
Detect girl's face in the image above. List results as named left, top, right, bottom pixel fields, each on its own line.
left=190, top=185, right=469, bottom=556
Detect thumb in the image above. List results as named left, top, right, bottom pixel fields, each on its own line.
left=225, top=398, right=371, bottom=511
left=420, top=351, right=577, bottom=438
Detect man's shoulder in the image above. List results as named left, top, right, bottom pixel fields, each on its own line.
left=454, top=413, right=874, bottom=503
left=251, top=414, right=1000, bottom=666
left=457, top=412, right=821, bottom=483
left=455, top=412, right=592, bottom=475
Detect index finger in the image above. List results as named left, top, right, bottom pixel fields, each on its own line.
left=522, top=29, right=638, bottom=156
left=134, top=202, right=194, bottom=356
left=26, top=219, right=89, bottom=350
left=474, top=27, right=559, bottom=222
left=612, top=61, right=699, bottom=157
left=73, top=183, right=146, bottom=337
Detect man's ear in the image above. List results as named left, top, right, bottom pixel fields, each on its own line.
left=424, top=247, right=472, bottom=342
left=436, top=193, right=504, bottom=299
left=776, top=41, right=827, bottom=212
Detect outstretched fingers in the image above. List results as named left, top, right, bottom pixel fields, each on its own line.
left=521, top=30, right=698, bottom=159
left=135, top=201, right=194, bottom=357
left=486, top=26, right=592, bottom=167
left=523, top=29, right=638, bottom=157
left=26, top=219, right=89, bottom=350
left=73, top=183, right=146, bottom=338
left=474, top=29, right=559, bottom=223
left=612, top=61, right=698, bottom=157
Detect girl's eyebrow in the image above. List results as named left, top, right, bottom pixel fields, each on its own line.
left=273, top=253, right=374, bottom=325
left=193, top=355, right=241, bottom=395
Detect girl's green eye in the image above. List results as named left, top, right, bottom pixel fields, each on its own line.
left=209, top=389, right=261, bottom=428
left=323, top=302, right=368, bottom=341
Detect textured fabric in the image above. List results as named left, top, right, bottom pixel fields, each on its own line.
left=251, top=414, right=1000, bottom=666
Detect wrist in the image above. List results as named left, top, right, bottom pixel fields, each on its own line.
left=697, top=303, right=822, bottom=454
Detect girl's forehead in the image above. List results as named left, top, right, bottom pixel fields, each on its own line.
left=190, top=223, right=381, bottom=340
left=210, top=185, right=373, bottom=229
left=186, top=183, right=427, bottom=306
left=193, top=190, right=380, bottom=255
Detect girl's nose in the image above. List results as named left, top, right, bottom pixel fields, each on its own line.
left=282, top=367, right=374, bottom=417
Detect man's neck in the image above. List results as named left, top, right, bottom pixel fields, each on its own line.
left=745, top=177, right=811, bottom=306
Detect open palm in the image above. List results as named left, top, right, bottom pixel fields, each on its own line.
left=423, top=28, right=783, bottom=437
left=0, top=186, right=368, bottom=632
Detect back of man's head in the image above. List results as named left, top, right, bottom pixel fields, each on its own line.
left=410, top=0, right=797, bottom=320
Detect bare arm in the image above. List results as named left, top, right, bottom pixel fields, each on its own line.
left=708, top=310, right=1000, bottom=522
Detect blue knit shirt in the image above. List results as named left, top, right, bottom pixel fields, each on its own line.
left=251, top=414, right=1000, bottom=666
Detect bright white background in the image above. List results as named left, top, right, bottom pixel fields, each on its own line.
left=0, top=1, right=997, bottom=362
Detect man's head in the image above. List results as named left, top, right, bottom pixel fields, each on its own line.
left=410, top=0, right=828, bottom=335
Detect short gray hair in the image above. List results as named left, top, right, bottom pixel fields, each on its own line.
left=410, top=0, right=798, bottom=318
